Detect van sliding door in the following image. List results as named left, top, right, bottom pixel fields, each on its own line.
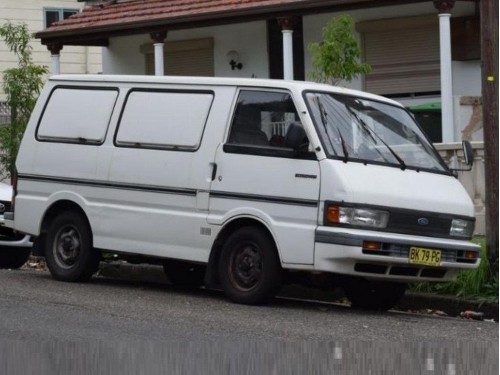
left=104, top=88, right=230, bottom=262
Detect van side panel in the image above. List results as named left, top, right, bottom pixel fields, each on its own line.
left=92, top=86, right=236, bottom=262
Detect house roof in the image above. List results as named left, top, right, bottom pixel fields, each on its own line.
left=36, top=0, right=428, bottom=46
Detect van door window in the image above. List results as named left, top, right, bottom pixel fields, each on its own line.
left=226, top=90, right=312, bottom=159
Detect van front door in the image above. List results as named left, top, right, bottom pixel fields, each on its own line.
left=208, top=89, right=320, bottom=264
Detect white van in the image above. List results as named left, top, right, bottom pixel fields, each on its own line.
left=6, top=75, right=480, bottom=309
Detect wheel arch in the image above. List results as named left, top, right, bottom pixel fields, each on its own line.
left=37, top=200, right=92, bottom=256
left=205, top=216, right=281, bottom=287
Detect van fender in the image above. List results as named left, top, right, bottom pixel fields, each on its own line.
left=205, top=209, right=283, bottom=288
left=213, top=207, right=283, bottom=260
left=40, top=191, right=94, bottom=234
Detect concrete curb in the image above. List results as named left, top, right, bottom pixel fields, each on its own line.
left=97, top=262, right=499, bottom=321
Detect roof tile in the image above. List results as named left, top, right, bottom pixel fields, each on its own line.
left=44, top=0, right=296, bottom=33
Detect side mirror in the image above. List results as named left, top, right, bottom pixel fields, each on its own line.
left=462, top=140, right=474, bottom=167
left=450, top=140, right=474, bottom=174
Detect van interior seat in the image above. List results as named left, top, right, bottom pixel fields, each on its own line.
left=285, top=122, right=308, bottom=149
left=229, top=105, right=269, bottom=146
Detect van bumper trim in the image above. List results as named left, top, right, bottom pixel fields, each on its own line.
left=315, top=230, right=481, bottom=253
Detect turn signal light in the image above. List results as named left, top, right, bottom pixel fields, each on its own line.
left=465, top=251, right=477, bottom=260
left=326, top=206, right=340, bottom=223
left=363, top=241, right=382, bottom=251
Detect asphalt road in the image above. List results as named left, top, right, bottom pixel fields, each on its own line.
left=1, top=268, right=497, bottom=374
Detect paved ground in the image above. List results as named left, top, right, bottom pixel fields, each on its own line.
left=1, top=268, right=498, bottom=374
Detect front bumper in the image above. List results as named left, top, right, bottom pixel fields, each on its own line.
left=314, top=228, right=481, bottom=282
left=0, top=213, right=32, bottom=248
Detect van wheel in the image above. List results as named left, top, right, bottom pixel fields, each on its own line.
left=163, top=260, right=205, bottom=287
left=219, top=227, right=282, bottom=305
left=344, top=279, right=407, bottom=311
left=0, top=247, right=31, bottom=269
left=45, top=212, right=100, bottom=282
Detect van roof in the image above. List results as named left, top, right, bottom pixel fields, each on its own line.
left=50, top=74, right=402, bottom=107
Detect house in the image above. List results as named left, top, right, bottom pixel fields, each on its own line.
left=22, top=0, right=491, bottom=233
left=0, top=0, right=102, bottom=108
left=35, top=0, right=483, bottom=142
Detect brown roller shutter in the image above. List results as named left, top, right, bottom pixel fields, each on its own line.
left=143, top=38, right=214, bottom=76
left=357, top=15, right=440, bottom=96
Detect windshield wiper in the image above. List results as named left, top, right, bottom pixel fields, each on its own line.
left=316, top=97, right=348, bottom=161
left=345, top=106, right=406, bottom=170
left=336, top=129, right=349, bottom=163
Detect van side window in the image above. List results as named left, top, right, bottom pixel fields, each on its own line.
left=226, top=90, right=311, bottom=158
left=37, top=87, right=118, bottom=144
left=116, top=90, right=213, bottom=151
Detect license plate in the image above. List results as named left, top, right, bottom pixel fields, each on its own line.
left=409, top=247, right=441, bottom=267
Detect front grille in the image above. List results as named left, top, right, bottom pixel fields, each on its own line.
left=388, top=211, right=452, bottom=238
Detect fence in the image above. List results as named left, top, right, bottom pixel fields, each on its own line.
left=0, top=102, right=9, bottom=125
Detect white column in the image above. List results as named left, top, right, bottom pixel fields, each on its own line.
left=282, top=29, right=294, bottom=80
left=439, top=13, right=454, bottom=143
left=154, top=43, right=164, bottom=76
left=150, top=31, right=167, bottom=76
left=51, top=54, right=60, bottom=76
left=47, top=44, right=62, bottom=76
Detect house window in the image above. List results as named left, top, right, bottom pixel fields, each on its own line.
left=44, top=8, right=78, bottom=28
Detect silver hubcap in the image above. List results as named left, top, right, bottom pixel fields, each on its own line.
left=229, top=242, right=263, bottom=291
left=53, top=225, right=81, bottom=269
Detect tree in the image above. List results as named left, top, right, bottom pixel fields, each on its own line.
left=480, top=0, right=499, bottom=276
left=0, top=22, right=48, bottom=179
left=308, top=14, right=371, bottom=85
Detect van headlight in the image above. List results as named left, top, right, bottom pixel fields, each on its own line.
left=325, top=204, right=389, bottom=228
left=450, top=219, right=475, bottom=238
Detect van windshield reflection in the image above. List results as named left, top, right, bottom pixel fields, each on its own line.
left=305, top=92, right=448, bottom=173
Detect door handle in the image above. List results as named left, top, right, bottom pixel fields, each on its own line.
left=211, top=163, right=218, bottom=181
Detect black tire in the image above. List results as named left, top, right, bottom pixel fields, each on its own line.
left=219, top=226, right=282, bottom=305
left=0, top=246, right=31, bottom=269
left=163, top=259, right=205, bottom=287
left=344, top=279, right=407, bottom=311
left=45, top=211, right=100, bottom=282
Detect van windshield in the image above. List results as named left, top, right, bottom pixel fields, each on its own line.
left=304, top=92, right=448, bottom=173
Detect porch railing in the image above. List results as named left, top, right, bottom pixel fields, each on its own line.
left=0, top=102, right=10, bottom=125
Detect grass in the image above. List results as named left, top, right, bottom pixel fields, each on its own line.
left=411, top=237, right=499, bottom=304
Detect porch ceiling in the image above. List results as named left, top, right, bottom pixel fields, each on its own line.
left=36, top=0, right=431, bottom=46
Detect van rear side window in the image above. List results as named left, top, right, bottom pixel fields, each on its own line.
left=116, top=90, right=213, bottom=150
left=37, top=87, right=118, bottom=144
